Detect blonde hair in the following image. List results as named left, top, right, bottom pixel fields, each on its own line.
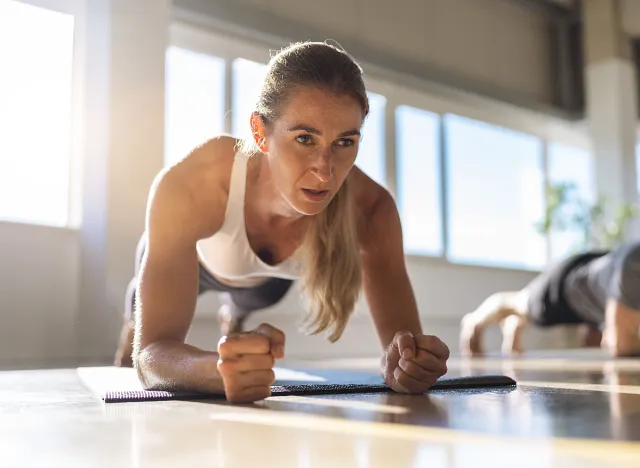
left=298, top=176, right=362, bottom=341
left=242, top=41, right=369, bottom=341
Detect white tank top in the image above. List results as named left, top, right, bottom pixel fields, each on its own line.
left=196, top=148, right=303, bottom=280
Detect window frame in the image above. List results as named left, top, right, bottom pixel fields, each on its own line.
left=2, top=0, right=86, bottom=229
left=442, top=113, right=548, bottom=271
left=163, top=45, right=227, bottom=167
left=170, top=22, right=272, bottom=137
left=387, top=80, right=591, bottom=270
left=356, top=82, right=390, bottom=190
left=12, top=0, right=82, bottom=15
left=393, top=104, right=443, bottom=257
left=635, top=140, right=640, bottom=196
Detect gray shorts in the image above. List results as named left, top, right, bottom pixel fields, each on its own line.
left=563, top=241, right=640, bottom=326
left=123, top=233, right=293, bottom=322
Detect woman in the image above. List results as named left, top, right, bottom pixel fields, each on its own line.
left=459, top=243, right=640, bottom=357
left=119, top=41, right=450, bottom=403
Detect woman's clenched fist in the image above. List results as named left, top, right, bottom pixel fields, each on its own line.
left=216, top=323, right=285, bottom=403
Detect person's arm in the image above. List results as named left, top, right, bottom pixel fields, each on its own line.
left=359, top=188, right=449, bottom=393
left=133, top=141, right=229, bottom=393
left=359, top=189, right=422, bottom=349
left=603, top=299, right=640, bottom=357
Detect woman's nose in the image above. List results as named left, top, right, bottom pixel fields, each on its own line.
left=310, top=149, right=333, bottom=182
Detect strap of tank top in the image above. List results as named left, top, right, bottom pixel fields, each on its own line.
left=223, top=147, right=249, bottom=222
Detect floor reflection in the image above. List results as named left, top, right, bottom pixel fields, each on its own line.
left=122, top=403, right=639, bottom=468
left=448, top=355, right=640, bottom=442
left=5, top=357, right=640, bottom=468
left=261, top=392, right=448, bottom=425
left=245, top=355, right=640, bottom=442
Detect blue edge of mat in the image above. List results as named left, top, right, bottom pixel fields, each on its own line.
left=103, top=374, right=516, bottom=403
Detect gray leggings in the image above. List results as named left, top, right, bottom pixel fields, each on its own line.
left=124, top=234, right=294, bottom=322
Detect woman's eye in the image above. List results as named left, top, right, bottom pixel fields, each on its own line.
left=336, top=138, right=355, bottom=147
left=295, top=135, right=313, bottom=145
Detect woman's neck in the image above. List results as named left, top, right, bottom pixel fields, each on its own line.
left=246, top=152, right=306, bottom=229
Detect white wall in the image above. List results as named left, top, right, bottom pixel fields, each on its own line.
left=0, top=0, right=580, bottom=370
left=0, top=222, right=79, bottom=368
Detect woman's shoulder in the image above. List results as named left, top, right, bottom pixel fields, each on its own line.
left=349, top=166, right=395, bottom=217
left=168, top=134, right=240, bottom=178
left=148, top=135, right=243, bottom=239
left=348, top=167, right=399, bottom=245
left=161, top=134, right=241, bottom=193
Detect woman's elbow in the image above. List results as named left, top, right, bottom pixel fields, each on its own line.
left=132, top=342, right=157, bottom=389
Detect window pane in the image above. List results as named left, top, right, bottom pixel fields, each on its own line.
left=357, top=92, right=386, bottom=187
left=636, top=143, right=640, bottom=195
left=396, top=105, right=442, bottom=255
left=232, top=58, right=268, bottom=143
left=445, top=114, right=546, bottom=269
left=0, top=1, right=74, bottom=226
left=165, top=46, right=225, bottom=167
left=547, top=142, right=594, bottom=261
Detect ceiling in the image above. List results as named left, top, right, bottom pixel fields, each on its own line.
left=543, top=0, right=574, bottom=6
left=535, top=0, right=576, bottom=11
left=510, top=0, right=577, bottom=20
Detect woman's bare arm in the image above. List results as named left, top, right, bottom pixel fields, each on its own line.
left=133, top=138, right=233, bottom=393
left=359, top=189, right=423, bottom=350
left=357, top=182, right=450, bottom=392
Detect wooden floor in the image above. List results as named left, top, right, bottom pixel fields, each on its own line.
left=2, top=350, right=640, bottom=467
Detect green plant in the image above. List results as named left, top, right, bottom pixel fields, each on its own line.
left=536, top=182, right=640, bottom=251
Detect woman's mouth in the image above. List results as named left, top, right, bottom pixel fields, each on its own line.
left=302, top=188, right=330, bottom=202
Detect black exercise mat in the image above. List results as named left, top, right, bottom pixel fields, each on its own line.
left=103, top=374, right=516, bottom=403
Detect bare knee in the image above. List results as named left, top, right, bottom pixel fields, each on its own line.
left=603, top=299, right=640, bottom=357
left=477, top=291, right=527, bottom=318
left=607, top=341, right=640, bottom=358
left=614, top=243, right=640, bottom=307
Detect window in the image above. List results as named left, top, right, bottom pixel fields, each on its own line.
left=164, top=46, right=226, bottom=167
left=547, top=142, right=594, bottom=261
left=357, top=92, right=386, bottom=187
left=395, top=105, right=443, bottom=255
left=232, top=58, right=268, bottom=142
left=636, top=143, right=640, bottom=195
left=0, top=0, right=75, bottom=226
left=444, top=114, right=546, bottom=269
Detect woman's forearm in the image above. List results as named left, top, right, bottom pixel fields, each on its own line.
left=135, top=340, right=224, bottom=394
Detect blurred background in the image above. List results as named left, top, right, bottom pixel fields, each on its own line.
left=1, top=0, right=639, bottom=369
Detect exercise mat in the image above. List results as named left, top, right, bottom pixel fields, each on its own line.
left=77, top=366, right=516, bottom=403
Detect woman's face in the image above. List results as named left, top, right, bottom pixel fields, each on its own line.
left=254, top=86, right=365, bottom=216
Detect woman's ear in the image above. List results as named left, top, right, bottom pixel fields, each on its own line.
left=250, top=112, right=268, bottom=152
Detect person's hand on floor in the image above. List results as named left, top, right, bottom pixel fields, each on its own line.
left=381, top=331, right=449, bottom=394
left=217, top=323, right=285, bottom=403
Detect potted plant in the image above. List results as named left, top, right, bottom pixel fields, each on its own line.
left=536, top=182, right=640, bottom=252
